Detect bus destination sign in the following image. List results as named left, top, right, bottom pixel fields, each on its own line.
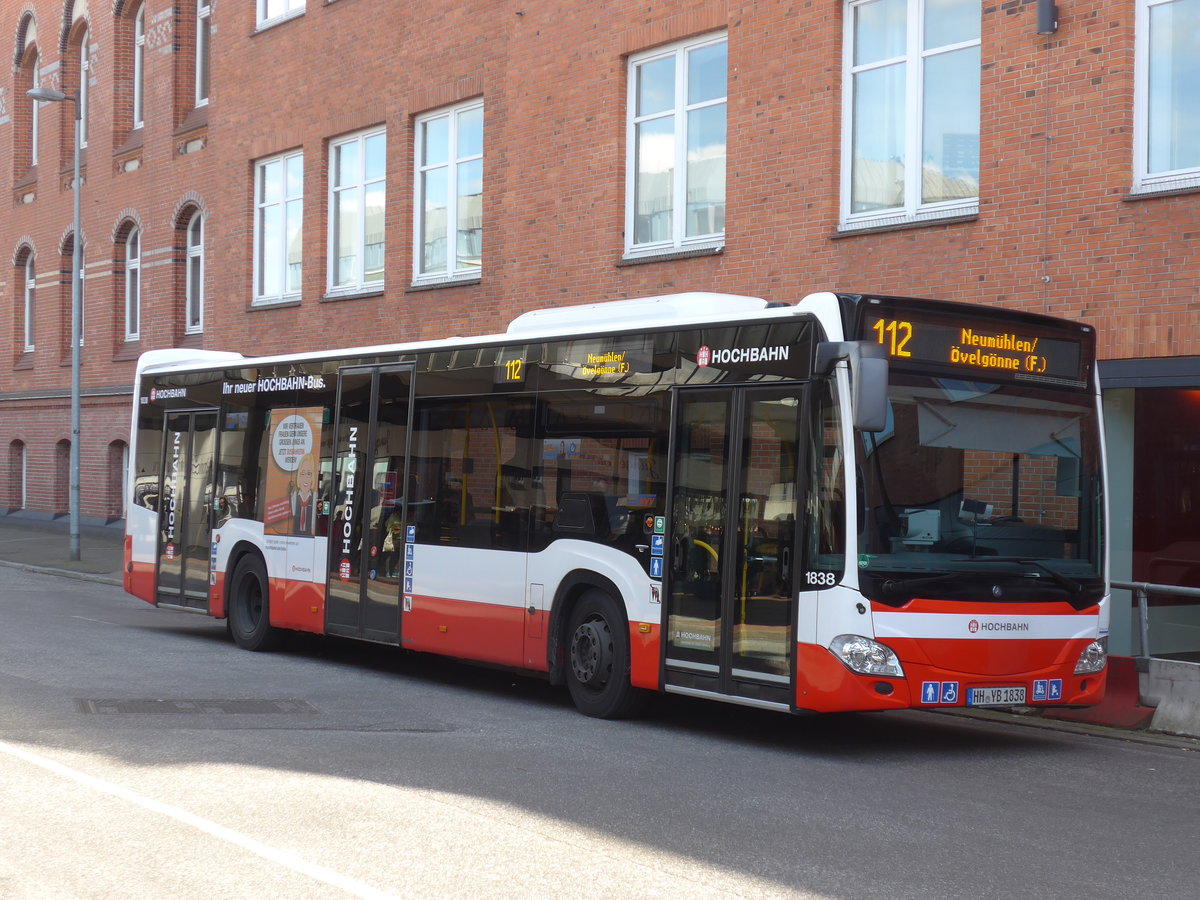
left=860, top=302, right=1089, bottom=385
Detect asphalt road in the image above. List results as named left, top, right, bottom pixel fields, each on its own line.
left=1, top=567, right=1198, bottom=899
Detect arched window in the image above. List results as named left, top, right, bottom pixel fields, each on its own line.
left=186, top=212, right=204, bottom=333
left=197, top=1, right=211, bottom=107
left=9, top=441, right=27, bottom=510
left=125, top=227, right=142, bottom=340
left=133, top=6, right=146, bottom=129
left=22, top=253, right=36, bottom=352
left=78, top=28, right=90, bottom=149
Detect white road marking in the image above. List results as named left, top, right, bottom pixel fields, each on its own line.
left=0, top=739, right=399, bottom=899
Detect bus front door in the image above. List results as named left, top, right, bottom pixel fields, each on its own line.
left=326, top=365, right=414, bottom=643
left=156, top=410, right=219, bottom=611
left=665, top=386, right=804, bottom=709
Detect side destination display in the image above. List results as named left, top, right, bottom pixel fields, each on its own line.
left=859, top=298, right=1091, bottom=386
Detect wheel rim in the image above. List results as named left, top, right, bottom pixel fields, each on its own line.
left=570, top=615, right=612, bottom=688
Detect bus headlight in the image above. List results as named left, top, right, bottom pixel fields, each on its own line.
left=1074, top=637, right=1107, bottom=675
left=830, top=634, right=904, bottom=678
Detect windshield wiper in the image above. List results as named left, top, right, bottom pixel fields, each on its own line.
left=978, top=556, right=1083, bottom=595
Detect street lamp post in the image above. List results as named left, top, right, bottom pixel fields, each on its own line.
left=28, top=85, right=82, bottom=561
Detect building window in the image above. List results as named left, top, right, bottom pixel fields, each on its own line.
left=254, top=150, right=303, bottom=303
left=79, top=29, right=90, bottom=150
left=133, top=5, right=145, bottom=129
left=186, top=212, right=204, bottom=333
left=625, top=34, right=727, bottom=257
left=62, top=235, right=85, bottom=348
left=1135, top=0, right=1200, bottom=193
left=28, top=49, right=42, bottom=168
left=841, top=0, right=980, bottom=229
left=23, top=255, right=36, bottom=352
left=257, top=0, right=304, bottom=28
left=330, top=128, right=386, bottom=293
left=196, top=1, right=211, bottom=106
left=414, top=102, right=482, bottom=283
left=125, top=228, right=141, bottom=340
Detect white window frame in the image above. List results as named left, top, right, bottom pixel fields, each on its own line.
left=623, top=33, right=727, bottom=259
left=196, top=0, right=211, bottom=107
left=840, top=0, right=981, bottom=231
left=79, top=31, right=89, bottom=150
left=124, top=228, right=141, bottom=341
left=328, top=127, right=386, bottom=294
left=23, top=256, right=35, bottom=352
left=185, top=211, right=204, bottom=333
left=413, top=100, right=484, bottom=285
left=253, top=149, right=304, bottom=305
left=257, top=0, right=305, bottom=30
left=133, top=6, right=145, bottom=129
left=1133, top=0, right=1200, bottom=194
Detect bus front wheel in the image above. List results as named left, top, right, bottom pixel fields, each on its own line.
left=565, top=589, right=642, bottom=718
left=228, top=554, right=282, bottom=651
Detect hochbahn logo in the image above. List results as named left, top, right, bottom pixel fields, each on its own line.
left=696, top=344, right=790, bottom=367
left=969, top=619, right=1031, bottom=634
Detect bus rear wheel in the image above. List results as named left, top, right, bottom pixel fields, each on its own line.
left=228, top=554, right=282, bottom=651
left=565, top=589, right=642, bottom=718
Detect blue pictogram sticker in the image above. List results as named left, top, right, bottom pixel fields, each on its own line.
left=649, top=557, right=664, bottom=579
left=404, top=577, right=413, bottom=593
left=651, top=534, right=665, bottom=556
left=940, top=682, right=959, bottom=704
left=406, top=525, right=416, bottom=543
left=921, top=681, right=941, bottom=704
left=1048, top=679, right=1063, bottom=701
left=405, top=543, right=414, bottom=560
left=1033, top=680, right=1048, bottom=702
left=404, top=560, right=414, bottom=577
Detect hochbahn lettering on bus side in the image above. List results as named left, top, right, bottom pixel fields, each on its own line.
left=339, top=426, right=359, bottom=572
left=696, top=345, right=790, bottom=366
left=165, top=430, right=182, bottom=549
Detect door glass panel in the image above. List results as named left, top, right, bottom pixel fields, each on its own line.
left=731, top=392, right=800, bottom=677
left=327, top=373, right=372, bottom=631
left=364, top=370, right=410, bottom=638
left=157, top=415, right=191, bottom=596
left=183, top=413, right=218, bottom=600
left=667, top=393, right=729, bottom=667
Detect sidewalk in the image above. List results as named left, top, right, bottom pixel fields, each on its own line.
left=0, top=513, right=124, bottom=585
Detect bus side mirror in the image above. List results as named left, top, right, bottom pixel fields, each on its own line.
left=815, top=340, right=889, bottom=433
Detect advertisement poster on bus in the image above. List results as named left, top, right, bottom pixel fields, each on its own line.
left=263, top=407, right=324, bottom=536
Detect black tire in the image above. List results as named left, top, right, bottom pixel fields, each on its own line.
left=564, top=589, right=643, bottom=718
left=228, top=553, right=283, bottom=651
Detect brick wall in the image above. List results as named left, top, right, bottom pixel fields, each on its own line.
left=1, top=0, right=1196, bottom=518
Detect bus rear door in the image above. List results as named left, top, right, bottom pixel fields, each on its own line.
left=665, top=385, right=805, bottom=709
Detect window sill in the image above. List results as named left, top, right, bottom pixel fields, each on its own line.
left=254, top=9, right=305, bottom=33
left=113, top=342, right=142, bottom=363
left=174, top=105, right=209, bottom=138
left=249, top=296, right=302, bottom=311
left=1125, top=180, right=1200, bottom=202
left=832, top=211, right=978, bottom=238
left=407, top=275, right=482, bottom=292
left=617, top=243, right=724, bottom=266
left=14, top=352, right=34, bottom=371
left=321, top=286, right=385, bottom=302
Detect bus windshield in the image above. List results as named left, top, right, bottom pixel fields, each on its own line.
left=856, top=375, right=1104, bottom=608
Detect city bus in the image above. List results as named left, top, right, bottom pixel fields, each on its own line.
left=124, top=291, right=1108, bottom=718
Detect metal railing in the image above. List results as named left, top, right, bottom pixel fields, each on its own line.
left=1112, top=580, right=1200, bottom=668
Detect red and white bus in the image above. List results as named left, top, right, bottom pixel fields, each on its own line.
left=124, top=291, right=1108, bottom=717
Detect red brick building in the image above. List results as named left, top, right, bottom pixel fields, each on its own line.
left=2, top=0, right=1197, bottom=656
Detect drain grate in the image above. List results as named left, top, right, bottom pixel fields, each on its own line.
left=75, top=699, right=320, bottom=715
